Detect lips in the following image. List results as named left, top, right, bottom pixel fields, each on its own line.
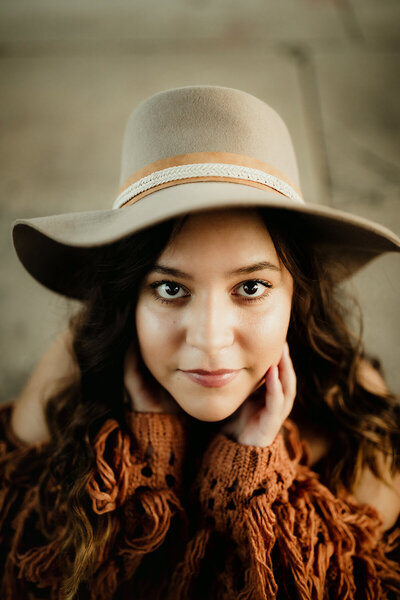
left=180, top=369, right=241, bottom=388
left=188, top=369, right=238, bottom=375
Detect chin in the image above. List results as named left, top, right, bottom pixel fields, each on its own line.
left=188, top=411, right=231, bottom=423
left=184, top=410, right=235, bottom=423
left=162, top=376, right=258, bottom=421
left=175, top=394, right=246, bottom=423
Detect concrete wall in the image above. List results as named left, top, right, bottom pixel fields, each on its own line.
left=1, top=0, right=399, bottom=399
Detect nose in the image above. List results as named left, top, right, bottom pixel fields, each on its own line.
left=185, top=292, right=235, bottom=353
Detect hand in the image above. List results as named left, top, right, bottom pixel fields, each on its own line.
left=220, top=341, right=296, bottom=447
left=123, top=344, right=182, bottom=415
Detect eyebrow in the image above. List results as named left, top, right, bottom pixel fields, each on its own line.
left=150, top=260, right=281, bottom=280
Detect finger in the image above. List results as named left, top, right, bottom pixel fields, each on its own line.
left=250, top=374, right=266, bottom=394
left=248, top=367, right=284, bottom=444
left=278, top=342, right=297, bottom=403
left=264, top=366, right=285, bottom=416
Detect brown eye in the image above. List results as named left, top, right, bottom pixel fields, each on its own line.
left=155, top=281, right=187, bottom=299
left=235, top=280, right=272, bottom=299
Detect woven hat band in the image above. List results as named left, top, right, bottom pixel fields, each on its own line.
left=113, top=151, right=304, bottom=210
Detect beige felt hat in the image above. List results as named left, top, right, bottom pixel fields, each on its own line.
left=12, top=85, right=400, bottom=299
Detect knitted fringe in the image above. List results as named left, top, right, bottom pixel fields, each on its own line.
left=162, top=468, right=400, bottom=600
left=1, top=481, right=61, bottom=599
left=87, top=418, right=132, bottom=514
left=238, top=497, right=278, bottom=599
left=0, top=484, right=20, bottom=540
left=8, top=486, right=61, bottom=588
left=117, top=487, right=185, bottom=580
left=119, top=488, right=183, bottom=553
left=166, top=525, right=212, bottom=599
left=89, top=560, right=120, bottom=600
left=273, top=468, right=400, bottom=600
left=2, top=556, right=22, bottom=600
left=1, top=466, right=185, bottom=597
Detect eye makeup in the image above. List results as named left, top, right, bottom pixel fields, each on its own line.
left=148, top=279, right=273, bottom=305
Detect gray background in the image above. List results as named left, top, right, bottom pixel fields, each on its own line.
left=1, top=0, right=399, bottom=401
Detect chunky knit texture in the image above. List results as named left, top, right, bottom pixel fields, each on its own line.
left=0, top=401, right=399, bottom=599
left=87, top=410, right=187, bottom=514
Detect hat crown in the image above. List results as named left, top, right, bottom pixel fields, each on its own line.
left=119, top=85, right=301, bottom=190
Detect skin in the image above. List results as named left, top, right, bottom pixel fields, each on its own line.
left=134, top=208, right=296, bottom=445
left=11, top=330, right=77, bottom=445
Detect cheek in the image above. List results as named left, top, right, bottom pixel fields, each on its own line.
left=135, top=302, right=177, bottom=369
left=248, top=299, right=292, bottom=364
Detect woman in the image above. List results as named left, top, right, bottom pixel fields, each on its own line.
left=1, top=85, right=400, bottom=599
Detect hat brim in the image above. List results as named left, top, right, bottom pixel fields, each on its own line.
left=12, top=182, right=400, bottom=299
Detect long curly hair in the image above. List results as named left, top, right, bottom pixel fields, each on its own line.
left=7, top=208, right=400, bottom=598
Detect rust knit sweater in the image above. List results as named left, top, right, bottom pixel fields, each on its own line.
left=0, top=400, right=399, bottom=599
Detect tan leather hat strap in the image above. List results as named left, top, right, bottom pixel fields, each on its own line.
left=113, top=152, right=304, bottom=209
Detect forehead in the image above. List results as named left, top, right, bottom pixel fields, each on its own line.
left=159, top=208, right=279, bottom=265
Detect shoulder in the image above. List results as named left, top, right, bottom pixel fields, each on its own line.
left=355, top=356, right=389, bottom=395
left=353, top=357, right=400, bottom=530
left=295, top=358, right=390, bottom=466
left=11, top=329, right=78, bottom=445
left=353, top=455, right=400, bottom=532
left=303, top=356, right=400, bottom=531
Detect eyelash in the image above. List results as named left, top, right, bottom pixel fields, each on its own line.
left=149, top=279, right=273, bottom=305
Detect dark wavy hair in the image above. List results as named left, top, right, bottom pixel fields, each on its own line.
left=7, top=208, right=400, bottom=598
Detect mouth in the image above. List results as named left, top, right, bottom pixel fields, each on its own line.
left=180, top=369, right=241, bottom=388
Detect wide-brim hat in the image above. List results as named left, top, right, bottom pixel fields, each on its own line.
left=12, top=85, right=400, bottom=299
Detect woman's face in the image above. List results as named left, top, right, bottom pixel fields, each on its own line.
left=135, top=208, right=294, bottom=422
